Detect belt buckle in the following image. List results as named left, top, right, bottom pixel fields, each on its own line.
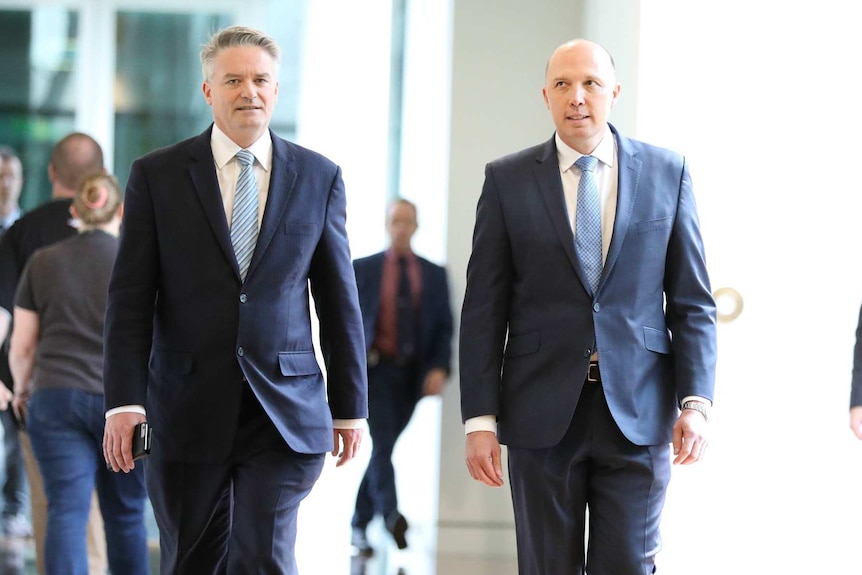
left=587, top=362, right=600, bottom=382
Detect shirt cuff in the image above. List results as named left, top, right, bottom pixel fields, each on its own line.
left=680, top=395, right=711, bottom=407
left=105, top=405, right=146, bottom=419
left=333, top=418, right=364, bottom=429
left=465, top=415, right=497, bottom=435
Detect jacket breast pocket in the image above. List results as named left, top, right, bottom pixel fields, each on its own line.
left=636, top=216, right=673, bottom=234
left=284, top=223, right=318, bottom=235
left=643, top=326, right=672, bottom=355
left=278, top=351, right=320, bottom=376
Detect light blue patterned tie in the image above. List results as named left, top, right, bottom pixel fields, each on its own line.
left=574, top=155, right=602, bottom=294
left=230, top=149, right=258, bottom=281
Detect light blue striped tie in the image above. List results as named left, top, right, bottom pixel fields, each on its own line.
left=230, top=149, right=258, bottom=281
left=574, top=155, right=602, bottom=294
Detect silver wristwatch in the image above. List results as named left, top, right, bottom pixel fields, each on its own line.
left=681, top=400, right=710, bottom=422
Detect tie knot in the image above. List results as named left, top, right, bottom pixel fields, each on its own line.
left=235, top=149, right=254, bottom=167
left=575, top=155, right=598, bottom=173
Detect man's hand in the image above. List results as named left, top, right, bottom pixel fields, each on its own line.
left=672, top=409, right=709, bottom=465
left=465, top=430, right=504, bottom=487
left=0, top=385, right=12, bottom=411
left=422, top=368, right=448, bottom=397
left=103, top=412, right=146, bottom=473
left=850, top=407, right=862, bottom=440
left=332, top=427, right=363, bottom=467
left=11, top=388, right=30, bottom=423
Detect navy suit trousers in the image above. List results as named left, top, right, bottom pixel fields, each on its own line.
left=508, top=380, right=670, bottom=575
left=147, top=384, right=325, bottom=575
left=352, top=358, right=419, bottom=528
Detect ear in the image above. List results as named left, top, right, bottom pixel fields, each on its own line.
left=609, top=83, right=621, bottom=109
left=202, top=81, right=212, bottom=105
left=542, top=86, right=551, bottom=110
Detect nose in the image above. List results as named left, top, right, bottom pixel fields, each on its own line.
left=569, top=85, right=585, bottom=107
left=240, top=80, right=257, bottom=100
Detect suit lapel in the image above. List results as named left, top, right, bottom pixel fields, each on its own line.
left=247, top=132, right=298, bottom=278
left=602, top=126, right=642, bottom=284
left=535, top=137, right=593, bottom=289
left=188, top=127, right=238, bottom=274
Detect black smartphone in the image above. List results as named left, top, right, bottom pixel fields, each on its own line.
left=132, top=421, right=152, bottom=460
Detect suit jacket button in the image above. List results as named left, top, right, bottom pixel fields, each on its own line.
left=237, top=347, right=244, bottom=357
left=583, top=349, right=592, bottom=357
left=239, top=293, right=247, bottom=303
left=593, top=302, right=601, bottom=312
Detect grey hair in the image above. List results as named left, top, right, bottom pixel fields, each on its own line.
left=200, top=26, right=281, bottom=82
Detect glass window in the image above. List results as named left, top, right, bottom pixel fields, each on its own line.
left=0, top=8, right=79, bottom=210
left=113, top=12, right=231, bottom=190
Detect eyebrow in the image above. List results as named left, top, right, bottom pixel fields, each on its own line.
left=223, top=72, right=272, bottom=79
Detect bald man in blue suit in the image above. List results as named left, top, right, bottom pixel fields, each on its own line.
left=102, top=27, right=367, bottom=574
left=460, top=40, right=717, bottom=574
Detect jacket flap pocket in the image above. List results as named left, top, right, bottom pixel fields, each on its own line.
left=278, top=351, right=319, bottom=376
left=643, top=326, right=672, bottom=354
left=504, top=332, right=540, bottom=358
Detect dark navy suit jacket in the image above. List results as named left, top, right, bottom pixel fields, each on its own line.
left=103, top=126, right=368, bottom=462
left=353, top=251, right=452, bottom=398
left=460, top=125, right=717, bottom=448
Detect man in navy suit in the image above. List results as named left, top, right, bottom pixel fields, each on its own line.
left=460, top=40, right=717, bottom=574
left=102, top=26, right=368, bottom=574
left=349, top=199, right=452, bottom=555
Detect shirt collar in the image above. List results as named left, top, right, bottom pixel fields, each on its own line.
left=0, top=208, right=20, bottom=228
left=555, top=125, right=615, bottom=172
left=210, top=124, right=273, bottom=173
left=385, top=248, right=415, bottom=262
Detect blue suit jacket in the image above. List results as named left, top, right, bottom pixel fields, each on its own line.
left=460, top=126, right=717, bottom=448
left=353, top=251, right=453, bottom=398
left=103, top=126, right=368, bottom=462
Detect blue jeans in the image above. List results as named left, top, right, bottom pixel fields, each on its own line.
left=27, top=388, right=148, bottom=575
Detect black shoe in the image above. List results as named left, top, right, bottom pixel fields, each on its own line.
left=351, top=526, right=374, bottom=556
left=385, top=511, right=408, bottom=550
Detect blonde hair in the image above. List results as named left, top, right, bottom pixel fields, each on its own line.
left=73, top=173, right=121, bottom=227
